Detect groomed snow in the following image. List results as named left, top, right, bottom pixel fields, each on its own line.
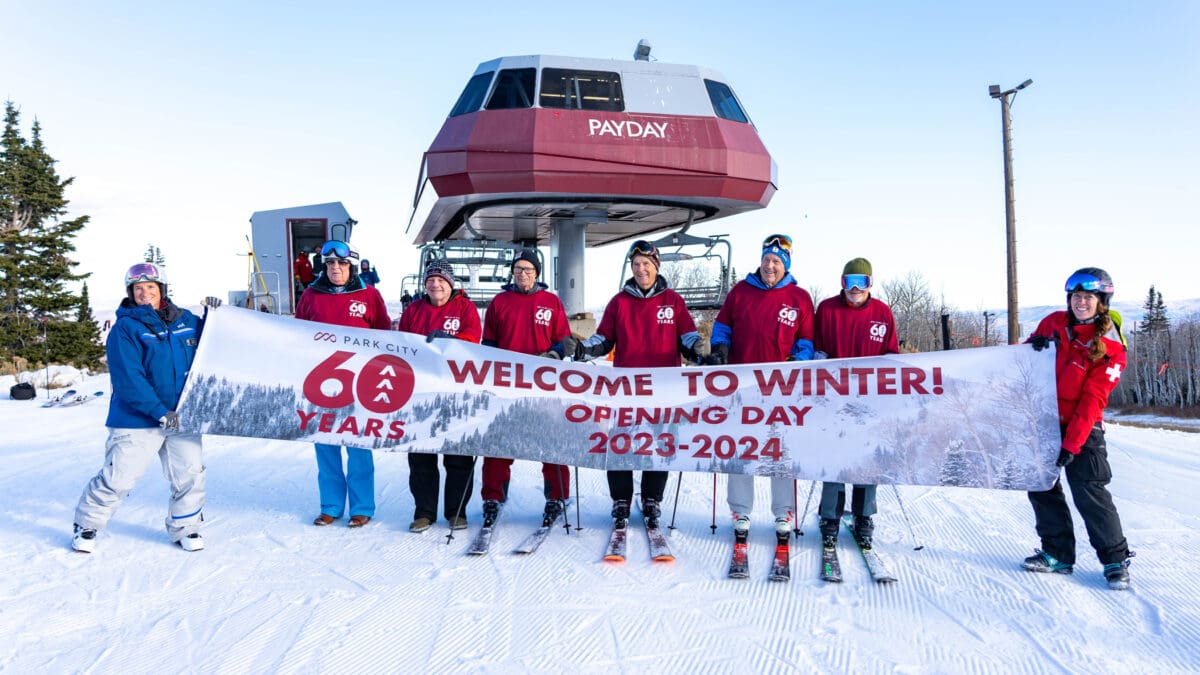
left=3, top=373, right=1198, bottom=673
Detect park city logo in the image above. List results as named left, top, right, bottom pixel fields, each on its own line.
left=312, top=331, right=337, bottom=343
left=298, top=350, right=416, bottom=440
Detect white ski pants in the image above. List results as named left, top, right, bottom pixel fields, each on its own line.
left=75, top=427, right=206, bottom=541
left=726, top=474, right=794, bottom=522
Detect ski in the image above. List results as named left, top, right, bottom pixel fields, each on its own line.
left=41, top=389, right=77, bottom=407
left=603, top=521, right=628, bottom=561
left=58, top=391, right=104, bottom=408
left=467, top=504, right=502, bottom=555
left=727, top=529, right=749, bottom=578
left=842, top=514, right=897, bottom=583
left=513, top=505, right=566, bottom=555
left=644, top=517, right=674, bottom=562
left=769, top=531, right=791, bottom=582
left=821, top=537, right=843, bottom=582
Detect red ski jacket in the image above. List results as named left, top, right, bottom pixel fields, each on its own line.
left=396, top=291, right=481, bottom=344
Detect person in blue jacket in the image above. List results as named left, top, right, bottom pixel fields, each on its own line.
left=359, top=259, right=380, bottom=287
left=72, top=263, right=217, bottom=553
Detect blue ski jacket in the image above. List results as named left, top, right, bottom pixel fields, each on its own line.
left=105, top=299, right=203, bottom=428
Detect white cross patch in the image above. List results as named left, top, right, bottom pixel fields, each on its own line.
left=1106, top=362, right=1123, bottom=383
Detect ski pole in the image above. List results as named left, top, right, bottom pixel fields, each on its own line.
left=710, top=473, right=718, bottom=534
left=668, top=472, right=683, bottom=530
left=557, top=465, right=572, bottom=534
left=796, top=480, right=816, bottom=537
left=445, top=456, right=478, bottom=545
left=891, top=484, right=924, bottom=550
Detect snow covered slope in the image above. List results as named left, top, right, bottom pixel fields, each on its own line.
left=2, top=374, right=1198, bottom=673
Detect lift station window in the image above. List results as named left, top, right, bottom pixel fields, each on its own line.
left=539, top=68, right=624, bottom=111
left=449, top=72, right=494, bottom=117
left=486, top=68, right=536, bottom=110
left=704, top=79, right=749, bottom=123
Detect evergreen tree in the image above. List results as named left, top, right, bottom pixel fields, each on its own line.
left=1141, top=285, right=1169, bottom=333
left=144, top=244, right=166, bottom=265
left=0, top=101, right=92, bottom=364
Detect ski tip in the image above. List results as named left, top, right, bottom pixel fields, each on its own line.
left=603, top=554, right=625, bottom=562
left=653, top=555, right=675, bottom=563
left=913, top=545, right=925, bottom=551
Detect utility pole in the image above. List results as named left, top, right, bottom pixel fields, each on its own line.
left=989, top=79, right=1032, bottom=344
left=982, top=310, right=996, bottom=346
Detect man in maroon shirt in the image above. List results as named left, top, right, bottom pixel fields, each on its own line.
left=564, top=240, right=707, bottom=530
left=396, top=259, right=481, bottom=533
left=814, top=257, right=899, bottom=552
left=707, top=234, right=815, bottom=537
left=479, top=250, right=572, bottom=528
left=295, top=241, right=392, bottom=529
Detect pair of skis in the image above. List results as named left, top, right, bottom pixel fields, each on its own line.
left=603, top=513, right=674, bottom=563
left=728, top=514, right=897, bottom=583
left=41, top=390, right=104, bottom=408
left=466, top=501, right=570, bottom=556
left=819, top=514, right=897, bottom=583
left=728, top=529, right=791, bottom=581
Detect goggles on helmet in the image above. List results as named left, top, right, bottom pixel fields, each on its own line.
left=321, top=241, right=352, bottom=258
left=762, top=234, right=792, bottom=253
left=125, top=263, right=167, bottom=286
left=1064, top=271, right=1113, bottom=294
left=627, top=240, right=659, bottom=260
left=842, top=274, right=871, bottom=291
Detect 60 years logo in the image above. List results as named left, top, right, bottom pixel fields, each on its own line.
left=303, top=350, right=415, bottom=413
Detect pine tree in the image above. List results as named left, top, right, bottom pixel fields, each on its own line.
left=144, top=244, right=166, bottom=265
left=0, top=101, right=92, bottom=365
left=1141, top=285, right=1169, bottom=333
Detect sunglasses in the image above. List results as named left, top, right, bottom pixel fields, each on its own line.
left=320, top=241, right=351, bottom=258
left=842, top=274, right=871, bottom=291
left=326, top=258, right=352, bottom=266
left=125, top=263, right=165, bottom=285
left=512, top=266, right=538, bottom=275
left=762, top=234, right=792, bottom=252
left=627, top=240, right=659, bottom=259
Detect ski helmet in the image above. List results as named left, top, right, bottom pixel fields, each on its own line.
left=124, top=262, right=168, bottom=300
left=1064, top=267, right=1114, bottom=306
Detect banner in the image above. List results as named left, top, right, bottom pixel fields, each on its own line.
left=179, top=307, right=1063, bottom=491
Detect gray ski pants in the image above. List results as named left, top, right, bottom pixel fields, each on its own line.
left=75, top=427, right=206, bottom=541
left=727, top=474, right=794, bottom=522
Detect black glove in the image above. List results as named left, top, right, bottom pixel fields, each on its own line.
left=785, top=354, right=797, bottom=362
left=159, top=411, right=180, bottom=433
left=1030, top=334, right=1056, bottom=352
left=1055, top=448, right=1075, bottom=467
left=562, top=335, right=581, bottom=361
left=704, top=352, right=727, bottom=366
left=426, top=330, right=453, bottom=343
left=538, top=350, right=561, bottom=360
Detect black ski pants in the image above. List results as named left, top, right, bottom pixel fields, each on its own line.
left=607, top=470, right=668, bottom=503
left=409, top=452, right=475, bottom=522
left=1027, top=424, right=1129, bottom=565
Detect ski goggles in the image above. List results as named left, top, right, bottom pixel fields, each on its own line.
left=1064, top=271, right=1112, bottom=294
left=320, top=241, right=358, bottom=263
left=842, top=274, right=872, bottom=291
left=762, top=234, right=792, bottom=252
left=627, top=239, right=659, bottom=259
left=125, top=263, right=166, bottom=286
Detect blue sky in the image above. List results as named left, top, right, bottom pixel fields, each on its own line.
left=6, top=1, right=1197, bottom=315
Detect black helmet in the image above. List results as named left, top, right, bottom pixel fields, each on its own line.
left=1065, top=267, right=1114, bottom=306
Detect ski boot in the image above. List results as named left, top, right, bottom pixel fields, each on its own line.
left=542, top=499, right=565, bottom=527
left=1022, top=549, right=1074, bottom=574
left=733, top=514, right=750, bottom=534
left=774, top=516, right=792, bottom=536
left=72, top=524, right=97, bottom=553
left=1104, top=559, right=1132, bottom=590
left=611, top=499, right=630, bottom=528
left=482, top=500, right=500, bottom=528
left=819, top=517, right=839, bottom=548
left=641, top=498, right=662, bottom=528
left=853, top=515, right=874, bottom=549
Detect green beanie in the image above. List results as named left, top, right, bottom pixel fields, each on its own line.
left=843, top=257, right=873, bottom=276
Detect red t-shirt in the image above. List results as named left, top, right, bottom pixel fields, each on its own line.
left=715, top=280, right=814, bottom=364
left=482, top=288, right=570, bottom=355
left=396, top=291, right=481, bottom=343
left=295, top=283, right=391, bottom=329
left=813, top=294, right=900, bottom=358
left=597, top=288, right=697, bottom=368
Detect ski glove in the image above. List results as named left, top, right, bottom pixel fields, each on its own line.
left=704, top=342, right=729, bottom=366
left=561, top=335, right=582, bottom=361
left=1055, top=448, right=1075, bottom=467
left=538, top=350, right=561, bottom=360
left=1030, top=334, right=1057, bottom=352
left=159, top=411, right=181, bottom=433
left=426, top=330, right=454, bottom=343
left=203, top=296, right=222, bottom=308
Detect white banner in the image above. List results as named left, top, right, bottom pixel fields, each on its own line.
left=178, top=306, right=1063, bottom=491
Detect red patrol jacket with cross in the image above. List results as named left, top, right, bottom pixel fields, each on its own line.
left=1028, top=310, right=1127, bottom=454
left=396, top=291, right=481, bottom=344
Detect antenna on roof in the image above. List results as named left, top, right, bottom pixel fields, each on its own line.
left=633, top=39, right=652, bottom=61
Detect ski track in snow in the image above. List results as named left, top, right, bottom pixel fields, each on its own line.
left=2, top=377, right=1200, bottom=673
